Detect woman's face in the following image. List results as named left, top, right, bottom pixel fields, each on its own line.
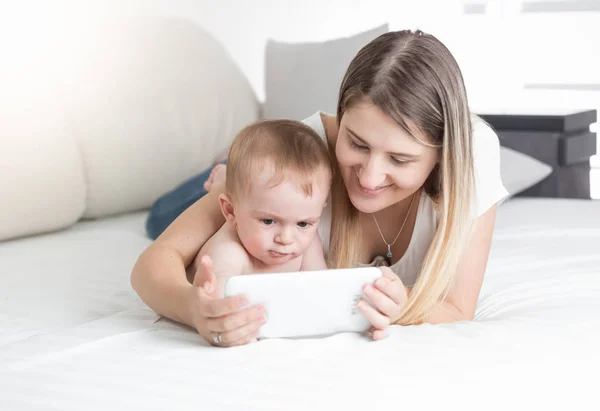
left=335, top=100, right=439, bottom=214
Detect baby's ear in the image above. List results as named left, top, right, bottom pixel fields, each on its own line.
left=218, top=194, right=236, bottom=224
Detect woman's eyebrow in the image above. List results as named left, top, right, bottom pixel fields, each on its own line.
left=346, top=127, right=420, bottom=158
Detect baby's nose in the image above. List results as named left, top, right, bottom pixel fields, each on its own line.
left=275, top=227, right=293, bottom=245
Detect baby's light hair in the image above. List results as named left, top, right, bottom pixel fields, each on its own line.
left=225, top=119, right=332, bottom=199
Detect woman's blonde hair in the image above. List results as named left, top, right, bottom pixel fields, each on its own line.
left=328, top=29, right=475, bottom=325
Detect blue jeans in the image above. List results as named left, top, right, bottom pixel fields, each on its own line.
left=145, top=161, right=226, bottom=239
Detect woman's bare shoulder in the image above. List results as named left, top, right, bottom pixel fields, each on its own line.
left=320, top=113, right=339, bottom=146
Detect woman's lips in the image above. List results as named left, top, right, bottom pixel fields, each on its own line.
left=355, top=176, right=391, bottom=197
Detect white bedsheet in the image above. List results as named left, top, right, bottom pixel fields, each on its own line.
left=1, top=200, right=599, bottom=410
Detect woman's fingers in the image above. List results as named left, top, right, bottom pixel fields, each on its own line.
left=362, top=284, right=398, bottom=320
left=229, top=334, right=259, bottom=347
left=360, top=268, right=408, bottom=324
left=376, top=268, right=408, bottom=305
left=357, top=299, right=391, bottom=330
left=186, top=254, right=268, bottom=347
left=371, top=328, right=389, bottom=341
left=358, top=268, right=408, bottom=335
left=193, top=255, right=217, bottom=294
left=205, top=305, right=266, bottom=332
left=199, top=293, right=251, bottom=318
left=215, top=317, right=266, bottom=347
left=190, top=289, right=265, bottom=346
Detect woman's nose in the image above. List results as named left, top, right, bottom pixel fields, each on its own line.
left=356, top=156, right=385, bottom=190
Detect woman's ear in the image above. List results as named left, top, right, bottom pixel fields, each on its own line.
left=218, top=193, right=236, bottom=224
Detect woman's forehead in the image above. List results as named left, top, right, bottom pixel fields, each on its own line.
left=342, top=102, right=432, bottom=150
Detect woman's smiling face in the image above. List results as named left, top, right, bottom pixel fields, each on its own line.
left=335, top=100, right=439, bottom=214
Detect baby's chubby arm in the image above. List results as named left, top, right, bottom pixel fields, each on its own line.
left=196, top=241, right=249, bottom=297
left=299, top=234, right=328, bottom=271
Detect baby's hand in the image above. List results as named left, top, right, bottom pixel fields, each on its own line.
left=203, top=164, right=227, bottom=192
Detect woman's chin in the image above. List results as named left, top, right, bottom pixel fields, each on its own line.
left=348, top=193, right=386, bottom=214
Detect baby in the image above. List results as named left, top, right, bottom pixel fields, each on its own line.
left=193, top=119, right=333, bottom=295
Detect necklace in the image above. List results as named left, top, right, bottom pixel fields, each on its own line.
left=372, top=192, right=417, bottom=262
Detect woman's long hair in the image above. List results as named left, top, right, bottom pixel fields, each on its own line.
left=328, top=30, right=475, bottom=325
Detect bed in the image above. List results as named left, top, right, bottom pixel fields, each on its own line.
left=1, top=198, right=598, bottom=410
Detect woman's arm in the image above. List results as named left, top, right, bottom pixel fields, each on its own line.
left=132, top=182, right=266, bottom=347
left=131, top=183, right=227, bottom=325
left=357, top=205, right=498, bottom=339
left=420, top=204, right=498, bottom=324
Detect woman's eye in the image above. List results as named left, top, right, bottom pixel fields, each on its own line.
left=350, top=140, right=367, bottom=150
left=391, top=157, right=410, bottom=166
left=261, top=219, right=275, bottom=225
left=297, top=222, right=311, bottom=228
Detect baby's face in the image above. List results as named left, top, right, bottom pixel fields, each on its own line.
left=233, top=172, right=330, bottom=267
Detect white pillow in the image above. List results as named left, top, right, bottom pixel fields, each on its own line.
left=263, top=24, right=389, bottom=121
left=500, top=146, right=553, bottom=198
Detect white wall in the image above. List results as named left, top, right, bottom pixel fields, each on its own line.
left=1, top=0, right=466, bottom=101
left=2, top=0, right=598, bottom=193
left=2, top=0, right=598, bottom=115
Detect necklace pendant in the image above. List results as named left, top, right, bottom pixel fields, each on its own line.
left=386, top=246, right=392, bottom=259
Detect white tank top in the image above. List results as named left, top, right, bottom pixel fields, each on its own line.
left=301, top=111, right=508, bottom=287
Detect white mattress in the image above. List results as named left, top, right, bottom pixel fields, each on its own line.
left=1, top=200, right=599, bottom=410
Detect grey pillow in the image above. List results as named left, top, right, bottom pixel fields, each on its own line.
left=500, top=146, right=553, bottom=198
left=263, top=24, right=389, bottom=121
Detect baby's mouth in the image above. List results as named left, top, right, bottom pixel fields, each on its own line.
left=269, top=250, right=290, bottom=258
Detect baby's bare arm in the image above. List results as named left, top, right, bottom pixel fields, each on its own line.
left=196, top=237, right=249, bottom=296
left=299, top=234, right=328, bottom=271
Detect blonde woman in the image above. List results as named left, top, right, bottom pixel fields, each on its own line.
left=131, top=29, right=508, bottom=347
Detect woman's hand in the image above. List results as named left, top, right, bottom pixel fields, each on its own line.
left=187, top=256, right=267, bottom=347
left=357, top=267, right=408, bottom=340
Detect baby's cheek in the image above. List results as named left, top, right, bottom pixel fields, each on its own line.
left=244, top=231, right=269, bottom=254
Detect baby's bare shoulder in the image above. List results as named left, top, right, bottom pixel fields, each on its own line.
left=197, top=224, right=250, bottom=274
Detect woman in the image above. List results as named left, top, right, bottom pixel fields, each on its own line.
left=131, top=29, right=508, bottom=347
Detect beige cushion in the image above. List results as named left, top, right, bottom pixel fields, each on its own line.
left=62, top=17, right=259, bottom=219
left=0, top=16, right=259, bottom=241
left=0, top=79, right=85, bottom=241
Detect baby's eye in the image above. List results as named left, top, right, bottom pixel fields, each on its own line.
left=261, top=219, right=275, bottom=225
left=297, top=222, right=311, bottom=228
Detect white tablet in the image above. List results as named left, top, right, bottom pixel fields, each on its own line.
left=223, top=267, right=382, bottom=339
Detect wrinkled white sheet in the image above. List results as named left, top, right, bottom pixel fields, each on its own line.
left=1, top=200, right=599, bottom=410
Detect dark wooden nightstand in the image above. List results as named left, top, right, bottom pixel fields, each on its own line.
left=477, top=109, right=597, bottom=199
